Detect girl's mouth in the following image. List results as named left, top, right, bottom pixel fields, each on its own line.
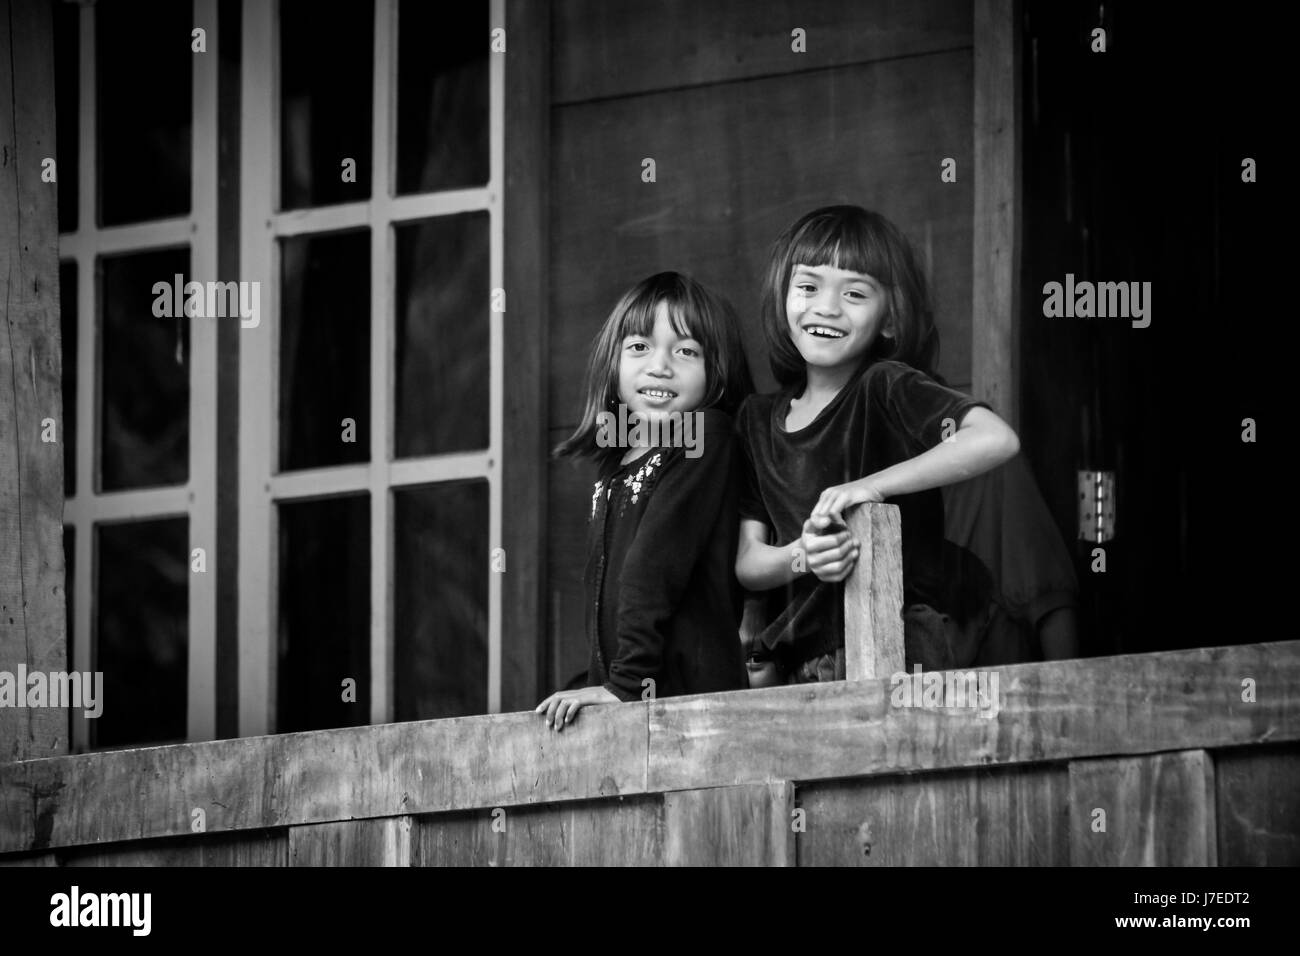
left=638, top=387, right=678, bottom=401
left=803, top=325, right=846, bottom=339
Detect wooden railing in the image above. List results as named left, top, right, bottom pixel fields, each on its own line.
left=1, top=506, right=1297, bottom=866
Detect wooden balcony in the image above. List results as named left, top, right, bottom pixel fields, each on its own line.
left=2, top=505, right=1296, bottom=867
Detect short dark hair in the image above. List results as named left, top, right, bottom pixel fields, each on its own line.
left=760, top=205, right=940, bottom=390
left=554, top=272, right=753, bottom=466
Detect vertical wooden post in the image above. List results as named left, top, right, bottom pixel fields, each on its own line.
left=0, top=0, right=67, bottom=761
left=972, top=0, right=1022, bottom=429
left=844, top=504, right=905, bottom=681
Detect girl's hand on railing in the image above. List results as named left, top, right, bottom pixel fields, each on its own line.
left=810, top=478, right=885, bottom=527
left=801, top=515, right=860, bottom=583
left=534, top=685, right=620, bottom=732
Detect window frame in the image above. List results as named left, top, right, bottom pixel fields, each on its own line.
left=58, top=0, right=221, bottom=751
left=236, top=0, right=505, bottom=734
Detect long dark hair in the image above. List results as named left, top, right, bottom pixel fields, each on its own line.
left=760, top=205, right=940, bottom=390
left=554, top=272, right=753, bottom=465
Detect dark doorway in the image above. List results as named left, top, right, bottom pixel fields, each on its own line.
left=1019, top=2, right=1276, bottom=656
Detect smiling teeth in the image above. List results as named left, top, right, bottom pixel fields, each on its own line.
left=806, top=326, right=845, bottom=338
left=641, top=389, right=676, bottom=398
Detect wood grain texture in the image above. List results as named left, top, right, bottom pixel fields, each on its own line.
left=549, top=49, right=975, bottom=424
left=288, top=817, right=412, bottom=866
left=416, top=796, right=662, bottom=866
left=798, top=763, right=1068, bottom=865
left=1214, top=744, right=1300, bottom=865
left=645, top=642, right=1300, bottom=793
left=971, top=0, right=1021, bottom=427
left=552, top=0, right=973, bottom=104
left=663, top=782, right=795, bottom=866
left=1068, top=750, right=1217, bottom=866
left=501, top=0, right=550, bottom=712
left=0, top=0, right=68, bottom=761
left=844, top=504, right=905, bottom=681
left=546, top=438, right=598, bottom=691
left=58, top=830, right=286, bottom=867
left=0, top=702, right=647, bottom=854
left=1, top=642, right=1296, bottom=854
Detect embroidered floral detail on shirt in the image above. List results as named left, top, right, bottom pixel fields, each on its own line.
left=622, top=453, right=663, bottom=504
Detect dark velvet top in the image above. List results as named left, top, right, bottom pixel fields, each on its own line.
left=736, top=360, right=990, bottom=667
left=585, top=408, right=746, bottom=702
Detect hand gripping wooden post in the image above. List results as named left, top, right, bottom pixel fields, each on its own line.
left=843, top=503, right=905, bottom=680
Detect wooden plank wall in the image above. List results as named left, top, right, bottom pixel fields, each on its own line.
left=545, top=0, right=977, bottom=689
left=6, top=746, right=1294, bottom=866
left=0, top=0, right=68, bottom=762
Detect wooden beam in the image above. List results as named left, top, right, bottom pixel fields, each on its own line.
left=2, top=641, right=1296, bottom=854
left=500, top=0, right=549, bottom=710
left=552, top=0, right=973, bottom=105
left=0, top=0, right=68, bottom=761
left=972, top=0, right=1021, bottom=428
left=1068, top=750, right=1217, bottom=866
left=844, top=504, right=905, bottom=680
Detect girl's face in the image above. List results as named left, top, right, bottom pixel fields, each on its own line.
left=786, top=263, right=891, bottom=374
left=617, top=301, right=708, bottom=419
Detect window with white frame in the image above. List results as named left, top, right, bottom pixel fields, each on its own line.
left=237, top=0, right=504, bottom=735
left=55, top=0, right=220, bottom=751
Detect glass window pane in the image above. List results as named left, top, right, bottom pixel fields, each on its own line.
left=394, top=480, right=488, bottom=721
left=394, top=213, right=489, bottom=457
left=54, top=0, right=79, bottom=233
left=277, top=495, right=370, bottom=732
left=100, top=248, right=190, bottom=491
left=395, top=0, right=489, bottom=194
left=94, top=517, right=188, bottom=748
left=60, top=261, right=76, bottom=496
left=280, top=0, right=373, bottom=209
left=96, top=0, right=191, bottom=225
left=279, top=230, right=370, bottom=471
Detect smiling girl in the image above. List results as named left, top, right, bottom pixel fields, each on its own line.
left=735, top=206, right=1021, bottom=682
left=538, top=272, right=754, bottom=730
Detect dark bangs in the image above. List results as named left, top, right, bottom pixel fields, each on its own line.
left=553, top=272, right=753, bottom=464
left=761, top=205, right=938, bottom=389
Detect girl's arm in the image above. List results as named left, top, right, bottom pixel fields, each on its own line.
left=736, top=518, right=859, bottom=590
left=736, top=519, right=801, bottom=591
left=812, top=406, right=1020, bottom=522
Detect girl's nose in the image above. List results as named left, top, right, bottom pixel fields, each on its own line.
left=814, top=292, right=841, bottom=316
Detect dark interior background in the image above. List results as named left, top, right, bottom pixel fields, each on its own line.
left=1020, top=1, right=1276, bottom=656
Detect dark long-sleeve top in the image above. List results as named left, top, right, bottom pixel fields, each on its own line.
left=585, top=408, right=746, bottom=702
left=735, top=359, right=990, bottom=668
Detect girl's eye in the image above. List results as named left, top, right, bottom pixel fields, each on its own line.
left=678, top=346, right=700, bottom=358
left=626, top=341, right=648, bottom=352
left=845, top=289, right=868, bottom=301
left=795, top=284, right=816, bottom=295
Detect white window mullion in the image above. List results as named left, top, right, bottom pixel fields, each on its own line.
left=237, top=0, right=278, bottom=737
left=187, top=0, right=221, bottom=743
left=487, top=0, right=505, bottom=714
left=369, top=0, right=397, bottom=726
